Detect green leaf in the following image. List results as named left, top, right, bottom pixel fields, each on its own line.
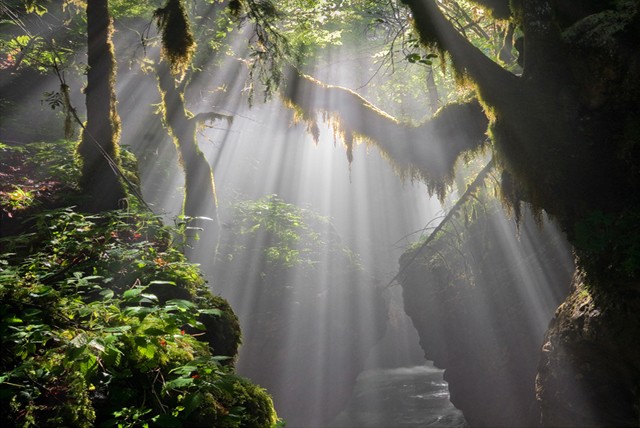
left=89, top=339, right=105, bottom=354
left=165, top=299, right=195, bottom=312
left=143, top=327, right=167, bottom=336
left=29, top=286, right=53, bottom=297
left=134, top=337, right=156, bottom=360
left=182, top=392, right=204, bottom=417
left=148, top=280, right=176, bottom=286
left=406, top=53, right=421, bottom=63
left=124, top=306, right=154, bottom=321
left=103, top=325, right=132, bottom=333
left=163, top=377, right=194, bottom=390
left=198, top=308, right=222, bottom=316
left=100, top=289, right=115, bottom=300
left=212, top=355, right=231, bottom=362
left=123, top=288, right=143, bottom=299
left=78, top=353, right=98, bottom=376
left=71, top=333, right=89, bottom=347
left=139, top=293, right=159, bottom=303
left=170, top=365, right=197, bottom=376
left=4, top=316, right=23, bottom=324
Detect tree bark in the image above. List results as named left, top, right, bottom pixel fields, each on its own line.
left=156, top=61, right=221, bottom=259
left=520, top=0, right=567, bottom=83
left=77, top=0, right=126, bottom=212
left=498, top=22, right=515, bottom=64
left=425, top=64, right=440, bottom=115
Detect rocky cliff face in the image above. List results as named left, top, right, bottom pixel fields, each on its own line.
left=400, top=201, right=573, bottom=426
left=536, top=272, right=640, bottom=426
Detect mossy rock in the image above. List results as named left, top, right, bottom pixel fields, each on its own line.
left=197, top=294, right=242, bottom=362
left=537, top=274, right=640, bottom=426
left=185, top=377, right=277, bottom=427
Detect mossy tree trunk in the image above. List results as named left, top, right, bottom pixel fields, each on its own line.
left=156, top=61, right=221, bottom=260
left=399, top=0, right=639, bottom=273
left=76, top=0, right=126, bottom=212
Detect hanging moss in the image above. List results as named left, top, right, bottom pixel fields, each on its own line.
left=282, top=72, right=489, bottom=201
left=227, top=0, right=243, bottom=17
left=154, top=0, right=196, bottom=76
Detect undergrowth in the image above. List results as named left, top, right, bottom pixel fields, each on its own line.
left=0, top=141, right=280, bottom=427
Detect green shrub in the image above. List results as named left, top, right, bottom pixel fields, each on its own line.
left=0, top=207, right=278, bottom=427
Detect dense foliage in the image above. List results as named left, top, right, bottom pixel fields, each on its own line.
left=218, top=194, right=360, bottom=270
left=0, top=142, right=279, bottom=427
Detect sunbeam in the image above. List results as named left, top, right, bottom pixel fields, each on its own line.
left=2, top=0, right=636, bottom=426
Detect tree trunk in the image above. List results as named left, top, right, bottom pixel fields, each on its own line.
left=77, top=0, right=126, bottom=212
left=398, top=1, right=640, bottom=425
left=400, top=0, right=519, bottom=107
left=156, top=62, right=220, bottom=260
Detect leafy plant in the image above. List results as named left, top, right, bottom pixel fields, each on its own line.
left=0, top=206, right=279, bottom=427
left=1, top=186, right=35, bottom=210
left=218, top=194, right=354, bottom=270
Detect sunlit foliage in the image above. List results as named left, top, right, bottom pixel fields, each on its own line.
left=0, top=208, right=278, bottom=427
left=110, top=0, right=163, bottom=19
left=0, top=142, right=280, bottom=427
left=218, top=194, right=360, bottom=270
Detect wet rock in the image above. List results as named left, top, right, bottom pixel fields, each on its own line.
left=536, top=271, right=640, bottom=426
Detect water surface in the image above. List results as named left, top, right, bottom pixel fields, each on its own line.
left=329, top=365, right=467, bottom=427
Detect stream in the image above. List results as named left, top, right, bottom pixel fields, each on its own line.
left=329, top=365, right=467, bottom=427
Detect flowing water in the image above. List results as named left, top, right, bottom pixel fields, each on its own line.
left=330, top=365, right=467, bottom=428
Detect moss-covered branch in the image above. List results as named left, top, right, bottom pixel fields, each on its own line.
left=400, top=0, right=520, bottom=108
left=389, top=158, right=494, bottom=287
left=154, top=0, right=196, bottom=76
left=283, top=71, right=489, bottom=198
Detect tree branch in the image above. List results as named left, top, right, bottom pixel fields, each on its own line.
left=401, top=0, right=519, bottom=107
left=283, top=70, right=489, bottom=198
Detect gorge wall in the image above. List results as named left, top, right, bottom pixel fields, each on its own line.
left=400, top=200, right=574, bottom=426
